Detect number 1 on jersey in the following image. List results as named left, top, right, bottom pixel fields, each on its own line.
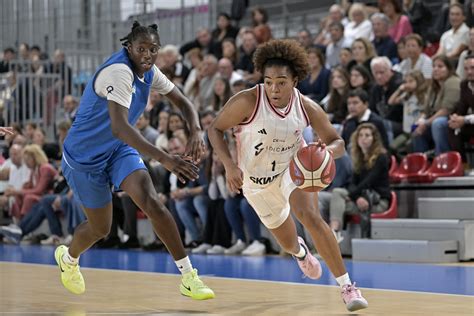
left=271, top=160, right=276, bottom=171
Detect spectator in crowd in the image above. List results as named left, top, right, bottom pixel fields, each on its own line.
left=456, top=27, right=474, bottom=78
left=413, top=55, right=460, bottom=155
left=211, top=76, right=232, bottom=111
left=236, top=30, right=260, bottom=84
left=381, top=0, right=413, bottom=43
left=329, top=123, right=390, bottom=241
left=218, top=57, right=243, bottom=85
left=179, top=28, right=214, bottom=57
left=136, top=112, right=160, bottom=147
left=324, top=66, right=351, bottom=125
left=403, top=0, right=432, bottom=39
left=448, top=55, right=474, bottom=164
left=370, top=56, right=404, bottom=143
left=339, top=47, right=353, bottom=69
left=325, top=22, right=352, bottom=69
left=184, top=47, right=203, bottom=71
left=154, top=109, right=170, bottom=152
left=23, top=122, right=37, bottom=143
left=314, top=4, right=350, bottom=49
left=398, top=33, right=433, bottom=79
left=297, top=48, right=331, bottom=102
left=60, top=95, right=79, bottom=123
left=371, top=13, right=398, bottom=63
left=231, top=79, right=247, bottom=94
left=350, top=64, right=374, bottom=93
left=161, top=45, right=190, bottom=87
left=210, top=13, right=239, bottom=59
left=0, top=144, right=31, bottom=215
left=45, top=49, right=72, bottom=96
left=297, top=29, right=315, bottom=50
left=342, top=88, right=389, bottom=149
left=251, top=7, right=272, bottom=44
left=32, top=128, right=61, bottom=162
left=166, top=112, right=186, bottom=140
left=347, top=37, right=377, bottom=74
left=221, top=38, right=240, bottom=66
left=344, top=3, right=374, bottom=45
left=7, top=144, right=57, bottom=220
left=57, top=120, right=72, bottom=159
left=191, top=149, right=232, bottom=255
left=435, top=4, right=470, bottom=60
left=184, top=54, right=219, bottom=110
left=0, top=47, right=15, bottom=73
left=388, top=70, right=427, bottom=155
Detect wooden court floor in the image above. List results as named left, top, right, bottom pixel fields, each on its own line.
left=1, top=262, right=473, bottom=315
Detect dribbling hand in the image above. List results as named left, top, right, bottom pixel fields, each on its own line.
left=311, top=139, right=333, bottom=156
left=162, top=154, right=200, bottom=183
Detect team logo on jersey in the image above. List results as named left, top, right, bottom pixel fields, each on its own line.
left=106, top=86, right=114, bottom=94
left=257, top=128, right=267, bottom=135
left=249, top=174, right=278, bottom=185
left=254, top=142, right=264, bottom=156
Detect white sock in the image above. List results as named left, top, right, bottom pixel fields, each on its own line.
left=336, top=273, right=352, bottom=287
left=294, top=244, right=307, bottom=259
left=175, top=256, right=193, bottom=274
left=62, top=249, right=79, bottom=265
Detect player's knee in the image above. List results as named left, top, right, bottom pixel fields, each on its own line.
left=141, top=194, right=166, bottom=217
left=91, top=224, right=111, bottom=239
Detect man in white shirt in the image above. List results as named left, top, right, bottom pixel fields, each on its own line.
left=436, top=3, right=470, bottom=59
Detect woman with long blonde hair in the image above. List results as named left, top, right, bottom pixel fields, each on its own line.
left=329, top=123, right=391, bottom=242
left=6, top=144, right=57, bottom=220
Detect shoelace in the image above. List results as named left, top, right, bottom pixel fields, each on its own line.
left=342, top=283, right=360, bottom=297
left=185, top=270, right=207, bottom=289
left=67, top=264, right=82, bottom=282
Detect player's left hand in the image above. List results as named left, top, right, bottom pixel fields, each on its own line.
left=185, top=132, right=206, bottom=163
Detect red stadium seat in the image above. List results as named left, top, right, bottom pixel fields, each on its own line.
left=414, top=151, right=464, bottom=183
left=371, top=191, right=398, bottom=219
left=391, top=153, right=430, bottom=183
left=346, top=191, right=398, bottom=224
left=389, top=155, right=398, bottom=183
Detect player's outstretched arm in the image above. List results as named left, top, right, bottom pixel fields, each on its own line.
left=208, top=88, right=256, bottom=194
left=165, top=87, right=204, bottom=163
left=108, top=101, right=198, bottom=182
left=302, top=96, right=345, bottom=159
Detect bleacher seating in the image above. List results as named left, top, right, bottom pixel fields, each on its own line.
left=390, top=153, right=430, bottom=183
left=414, top=151, right=463, bottom=183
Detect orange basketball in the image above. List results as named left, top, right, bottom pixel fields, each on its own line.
left=289, top=144, right=336, bottom=192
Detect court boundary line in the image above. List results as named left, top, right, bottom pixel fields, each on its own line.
left=2, top=261, right=473, bottom=298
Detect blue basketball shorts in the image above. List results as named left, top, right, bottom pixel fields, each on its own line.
left=62, top=145, right=147, bottom=209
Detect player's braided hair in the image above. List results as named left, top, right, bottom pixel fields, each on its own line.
left=120, top=21, right=160, bottom=47
left=253, top=39, right=310, bottom=81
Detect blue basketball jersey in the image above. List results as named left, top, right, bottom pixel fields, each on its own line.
left=63, top=48, right=153, bottom=171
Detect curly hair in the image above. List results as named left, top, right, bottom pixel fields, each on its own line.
left=350, top=122, right=386, bottom=173
left=253, top=39, right=310, bottom=81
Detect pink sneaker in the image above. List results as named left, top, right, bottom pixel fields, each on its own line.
left=341, top=282, right=368, bottom=312
left=294, top=237, right=322, bottom=279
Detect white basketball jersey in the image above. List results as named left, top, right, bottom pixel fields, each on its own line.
left=235, top=84, right=310, bottom=189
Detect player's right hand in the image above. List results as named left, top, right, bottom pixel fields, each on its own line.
left=162, top=154, right=200, bottom=183
left=225, top=164, right=243, bottom=194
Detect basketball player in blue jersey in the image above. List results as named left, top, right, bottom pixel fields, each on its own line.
left=55, top=22, right=214, bottom=300
left=209, top=39, right=368, bottom=311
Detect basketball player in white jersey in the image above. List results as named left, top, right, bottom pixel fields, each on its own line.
left=208, top=39, right=368, bottom=312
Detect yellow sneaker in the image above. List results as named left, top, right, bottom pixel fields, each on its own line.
left=180, top=269, right=215, bottom=300
left=54, top=245, right=85, bottom=295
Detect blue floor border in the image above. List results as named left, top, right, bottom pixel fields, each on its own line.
left=1, top=244, right=473, bottom=296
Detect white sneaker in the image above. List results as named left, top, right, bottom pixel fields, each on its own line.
left=206, top=245, right=226, bottom=255
left=191, top=243, right=212, bottom=254
left=40, top=235, right=62, bottom=245
left=333, top=230, right=344, bottom=244
left=242, top=240, right=266, bottom=256
left=63, top=235, right=73, bottom=246
left=224, top=239, right=246, bottom=255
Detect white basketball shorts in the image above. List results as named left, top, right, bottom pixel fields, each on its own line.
left=242, top=168, right=297, bottom=229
